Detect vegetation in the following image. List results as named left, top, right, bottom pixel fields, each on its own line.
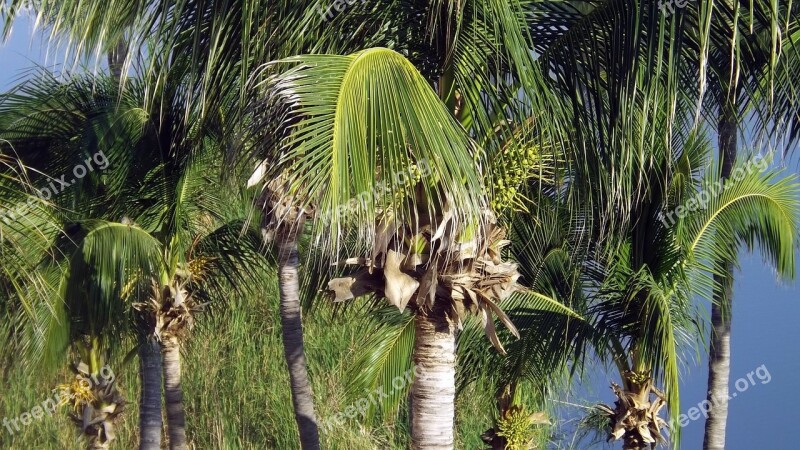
left=0, top=1, right=799, bottom=450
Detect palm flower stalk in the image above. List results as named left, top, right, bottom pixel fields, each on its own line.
left=481, top=405, right=549, bottom=450
left=58, top=360, right=125, bottom=450
left=596, top=371, right=668, bottom=450
left=480, top=383, right=550, bottom=450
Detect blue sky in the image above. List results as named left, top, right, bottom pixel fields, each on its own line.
left=1, top=18, right=48, bottom=90
left=2, top=15, right=798, bottom=450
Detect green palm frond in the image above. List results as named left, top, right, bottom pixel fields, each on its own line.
left=0, top=71, right=153, bottom=214
left=630, top=264, right=694, bottom=431
left=3, top=1, right=335, bottom=126
left=344, top=305, right=415, bottom=423
left=770, top=27, right=800, bottom=145
left=681, top=156, right=799, bottom=295
left=12, top=219, right=163, bottom=371
left=0, top=152, right=62, bottom=354
left=11, top=264, right=70, bottom=373
left=137, top=137, right=228, bottom=272
left=190, top=219, right=273, bottom=305
left=678, top=1, right=800, bottom=136
left=248, top=47, right=488, bottom=256
left=499, top=206, right=597, bottom=387
left=58, top=219, right=164, bottom=336
left=444, top=0, right=569, bottom=146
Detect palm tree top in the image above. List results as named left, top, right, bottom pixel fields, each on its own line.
left=246, top=47, right=489, bottom=257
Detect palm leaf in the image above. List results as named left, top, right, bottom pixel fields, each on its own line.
left=248, top=47, right=488, bottom=257
left=343, top=305, right=415, bottom=423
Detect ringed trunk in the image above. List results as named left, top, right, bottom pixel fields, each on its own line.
left=703, top=265, right=733, bottom=450
left=411, top=305, right=457, bottom=450
left=162, top=335, right=187, bottom=450
left=107, top=40, right=128, bottom=82
left=277, top=232, right=320, bottom=450
left=138, top=335, right=163, bottom=450
left=703, top=84, right=737, bottom=450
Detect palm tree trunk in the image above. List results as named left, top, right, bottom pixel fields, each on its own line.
left=138, top=334, right=163, bottom=450
left=107, top=40, right=128, bottom=81
left=703, top=87, right=737, bottom=450
left=703, top=270, right=733, bottom=450
left=411, top=305, right=457, bottom=450
left=162, top=335, right=187, bottom=450
left=277, top=232, right=320, bottom=450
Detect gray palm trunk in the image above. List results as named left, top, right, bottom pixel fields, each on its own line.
left=703, top=84, right=737, bottom=450
left=277, top=230, right=320, bottom=450
left=410, top=305, right=457, bottom=450
left=162, top=335, right=187, bottom=450
left=138, top=335, right=163, bottom=450
left=107, top=40, right=127, bottom=82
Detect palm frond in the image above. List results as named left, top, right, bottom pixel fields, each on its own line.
left=248, top=47, right=488, bottom=258
left=682, top=156, right=799, bottom=296
left=344, top=305, right=415, bottom=422
left=57, top=220, right=164, bottom=341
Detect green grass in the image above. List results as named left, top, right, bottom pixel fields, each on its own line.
left=0, top=274, right=499, bottom=449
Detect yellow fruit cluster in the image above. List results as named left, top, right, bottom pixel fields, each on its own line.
left=624, top=369, right=652, bottom=386
left=56, top=378, right=95, bottom=413
left=390, top=162, right=424, bottom=204
left=491, top=144, right=541, bottom=212
left=187, top=255, right=213, bottom=283
left=497, top=405, right=538, bottom=450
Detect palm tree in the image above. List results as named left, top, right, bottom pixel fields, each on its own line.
left=0, top=73, right=151, bottom=450
left=96, top=81, right=270, bottom=450
left=0, top=156, right=131, bottom=450
left=1, top=5, right=362, bottom=446
left=242, top=1, right=575, bottom=445
left=247, top=45, right=543, bottom=448
left=0, top=71, right=271, bottom=449
left=53, top=221, right=161, bottom=450
left=508, top=88, right=797, bottom=449
left=11, top=2, right=799, bottom=448
left=4, top=2, right=565, bottom=447
left=328, top=14, right=799, bottom=449
left=673, top=7, right=800, bottom=447
left=101, top=36, right=164, bottom=450
left=337, top=120, right=576, bottom=448
left=249, top=176, right=321, bottom=448
left=521, top=3, right=800, bottom=446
